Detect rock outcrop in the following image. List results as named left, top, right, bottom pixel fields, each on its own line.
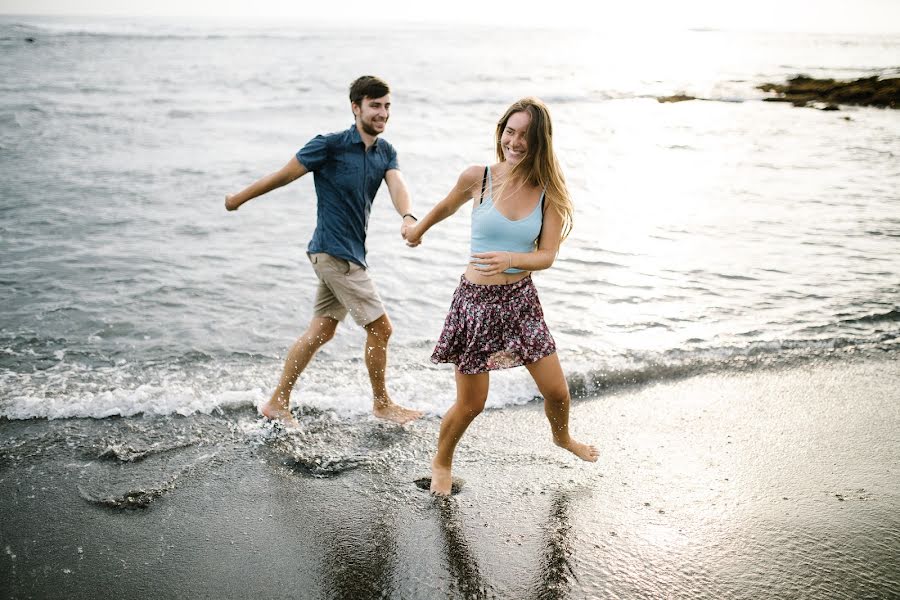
left=758, top=75, right=899, bottom=109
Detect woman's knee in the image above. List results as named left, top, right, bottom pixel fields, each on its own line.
left=459, top=395, right=487, bottom=417
left=542, top=384, right=570, bottom=405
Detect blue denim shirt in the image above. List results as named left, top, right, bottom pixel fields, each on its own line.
left=297, top=124, right=399, bottom=268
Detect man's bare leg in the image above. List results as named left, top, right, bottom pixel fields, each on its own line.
left=260, top=317, right=339, bottom=426
left=364, top=314, right=423, bottom=424
left=430, top=369, right=489, bottom=495
left=525, top=354, right=599, bottom=462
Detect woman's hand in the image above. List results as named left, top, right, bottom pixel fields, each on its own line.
left=470, top=251, right=513, bottom=276
left=404, top=224, right=422, bottom=247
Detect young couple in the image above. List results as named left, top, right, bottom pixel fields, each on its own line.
left=226, top=76, right=598, bottom=496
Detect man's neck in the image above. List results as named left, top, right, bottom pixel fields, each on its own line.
left=355, top=123, right=377, bottom=149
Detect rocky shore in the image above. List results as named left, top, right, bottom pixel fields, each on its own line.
left=758, top=75, right=899, bottom=109
left=657, top=75, right=899, bottom=109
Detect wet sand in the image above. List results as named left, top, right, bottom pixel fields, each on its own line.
left=2, top=356, right=899, bottom=599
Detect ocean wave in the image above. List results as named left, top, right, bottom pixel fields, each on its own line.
left=837, top=308, right=900, bottom=326
left=1, top=330, right=895, bottom=421
left=436, top=89, right=625, bottom=107
left=570, top=333, right=898, bottom=398
left=793, top=307, right=900, bottom=334
left=561, top=258, right=626, bottom=269
left=1, top=21, right=323, bottom=43
left=0, top=382, right=261, bottom=421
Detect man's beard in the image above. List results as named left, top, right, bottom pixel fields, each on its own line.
left=360, top=117, right=385, bottom=137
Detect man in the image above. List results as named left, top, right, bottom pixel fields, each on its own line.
left=225, top=76, right=422, bottom=426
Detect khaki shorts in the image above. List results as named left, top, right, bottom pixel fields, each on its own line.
left=308, top=252, right=386, bottom=327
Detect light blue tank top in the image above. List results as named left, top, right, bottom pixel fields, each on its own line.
left=470, top=166, right=544, bottom=274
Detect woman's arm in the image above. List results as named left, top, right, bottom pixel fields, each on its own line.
left=470, top=205, right=564, bottom=275
left=404, top=165, right=482, bottom=246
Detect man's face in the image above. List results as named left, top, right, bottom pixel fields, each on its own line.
left=353, top=94, right=391, bottom=137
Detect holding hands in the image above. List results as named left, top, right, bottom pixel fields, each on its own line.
left=402, top=221, right=422, bottom=247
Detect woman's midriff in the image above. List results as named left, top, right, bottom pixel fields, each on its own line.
left=463, top=264, right=531, bottom=286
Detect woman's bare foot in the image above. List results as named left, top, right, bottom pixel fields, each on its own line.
left=259, top=399, right=300, bottom=428
left=373, top=400, right=423, bottom=425
left=554, top=437, right=599, bottom=462
left=430, top=462, right=453, bottom=496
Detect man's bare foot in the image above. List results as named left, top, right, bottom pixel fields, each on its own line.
left=259, top=399, right=300, bottom=428
left=430, top=462, right=453, bottom=496
left=373, top=400, right=423, bottom=425
left=555, top=437, right=600, bottom=462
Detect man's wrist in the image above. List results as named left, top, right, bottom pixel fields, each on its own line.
left=402, top=213, right=417, bottom=221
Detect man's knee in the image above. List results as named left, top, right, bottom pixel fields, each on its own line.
left=306, top=319, right=338, bottom=347
left=365, top=315, right=392, bottom=340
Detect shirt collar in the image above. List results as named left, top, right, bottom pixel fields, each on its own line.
left=348, top=123, right=380, bottom=149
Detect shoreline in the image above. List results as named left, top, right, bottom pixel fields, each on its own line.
left=2, top=354, right=899, bottom=598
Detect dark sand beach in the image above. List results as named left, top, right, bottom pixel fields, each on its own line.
left=2, top=355, right=899, bottom=599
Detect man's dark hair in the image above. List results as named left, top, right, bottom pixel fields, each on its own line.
left=349, top=76, right=390, bottom=105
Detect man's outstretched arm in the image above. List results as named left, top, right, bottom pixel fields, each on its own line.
left=225, top=157, right=308, bottom=211
left=384, top=169, right=416, bottom=238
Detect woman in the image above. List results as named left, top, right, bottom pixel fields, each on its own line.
left=404, top=97, right=598, bottom=495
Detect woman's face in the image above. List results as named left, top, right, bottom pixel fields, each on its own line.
left=500, top=110, right=531, bottom=165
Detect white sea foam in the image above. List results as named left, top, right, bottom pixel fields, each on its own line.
left=2, top=385, right=260, bottom=420
left=0, top=360, right=543, bottom=420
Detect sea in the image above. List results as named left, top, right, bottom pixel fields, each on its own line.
left=1, top=15, right=898, bottom=421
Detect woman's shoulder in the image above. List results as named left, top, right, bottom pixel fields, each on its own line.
left=457, top=164, right=488, bottom=188
left=461, top=164, right=487, bottom=178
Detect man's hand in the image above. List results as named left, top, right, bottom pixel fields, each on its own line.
left=404, top=223, right=422, bottom=247
left=401, top=215, right=420, bottom=246
left=225, top=194, right=239, bottom=211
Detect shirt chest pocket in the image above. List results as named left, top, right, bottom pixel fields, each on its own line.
left=333, top=155, right=362, bottom=191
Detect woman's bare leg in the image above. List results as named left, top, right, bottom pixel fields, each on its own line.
left=430, top=369, right=489, bottom=495
left=525, top=354, right=599, bottom=462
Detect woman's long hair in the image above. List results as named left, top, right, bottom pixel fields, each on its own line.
left=494, top=97, right=573, bottom=243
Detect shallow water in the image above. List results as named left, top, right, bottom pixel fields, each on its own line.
left=1, top=16, right=898, bottom=422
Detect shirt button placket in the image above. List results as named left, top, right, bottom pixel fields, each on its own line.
left=362, top=144, right=368, bottom=196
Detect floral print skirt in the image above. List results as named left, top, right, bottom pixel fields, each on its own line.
left=431, top=275, right=557, bottom=375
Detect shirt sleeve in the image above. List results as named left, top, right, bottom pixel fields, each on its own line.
left=385, top=145, right=399, bottom=172
left=296, top=135, right=329, bottom=171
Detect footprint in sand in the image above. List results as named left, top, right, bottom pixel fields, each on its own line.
left=414, top=476, right=465, bottom=495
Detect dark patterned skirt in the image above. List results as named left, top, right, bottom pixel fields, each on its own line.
left=431, top=275, right=557, bottom=375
